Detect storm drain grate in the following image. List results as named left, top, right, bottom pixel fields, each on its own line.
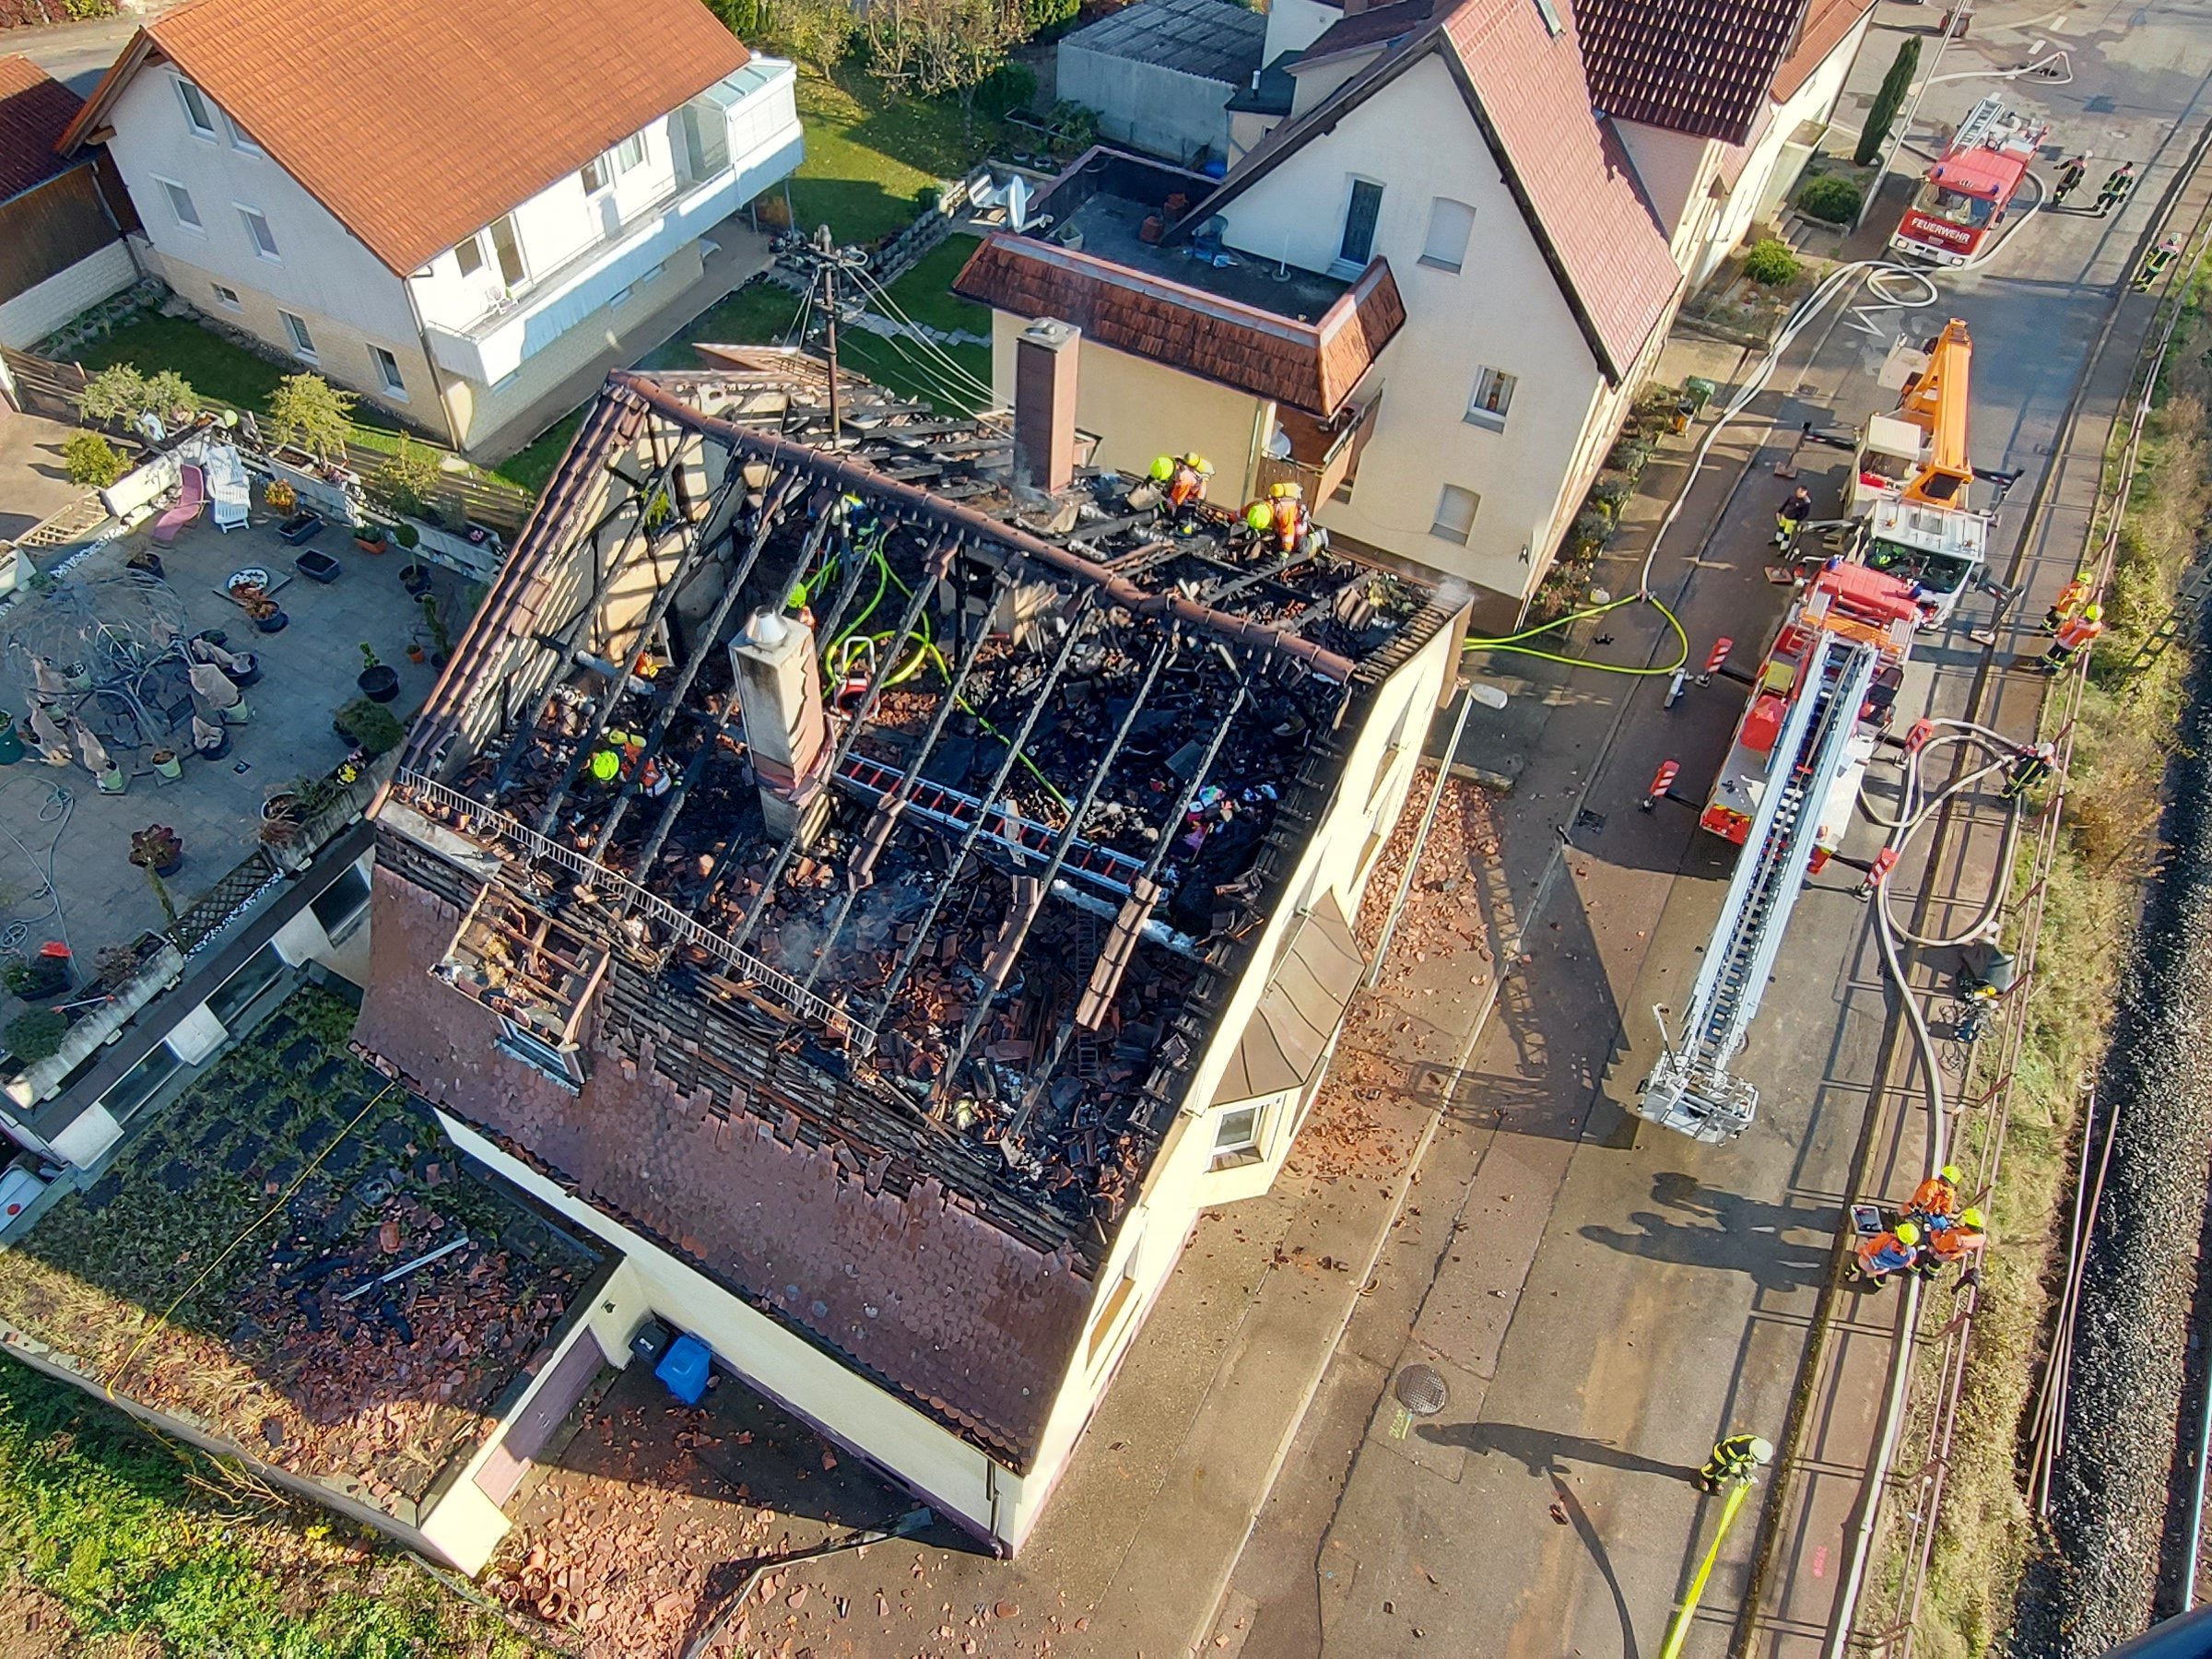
left=1394, top=1363, right=1449, bottom=1418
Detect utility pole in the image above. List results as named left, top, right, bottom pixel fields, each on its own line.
left=785, top=224, right=871, bottom=449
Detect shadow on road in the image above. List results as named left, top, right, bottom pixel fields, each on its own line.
left=1553, top=1473, right=1641, bottom=1659
left=1576, top=1171, right=1837, bottom=1295
left=1416, top=1419, right=1700, bottom=1484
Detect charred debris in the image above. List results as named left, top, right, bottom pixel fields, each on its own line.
left=394, top=353, right=1445, bottom=1254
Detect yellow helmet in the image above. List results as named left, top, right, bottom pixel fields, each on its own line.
left=1270, top=482, right=1301, bottom=500
left=1940, top=1164, right=1961, bottom=1183
left=1245, top=502, right=1272, bottom=530
left=1959, top=1207, right=1985, bottom=1230
left=2083, top=602, right=2102, bottom=621
left=1895, top=1220, right=1921, bottom=1246
left=1187, top=454, right=1214, bottom=476
left=1149, top=455, right=1175, bottom=481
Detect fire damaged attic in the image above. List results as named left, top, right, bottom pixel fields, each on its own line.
left=359, top=332, right=1465, bottom=1546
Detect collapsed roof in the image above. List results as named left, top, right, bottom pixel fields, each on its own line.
left=363, top=352, right=1454, bottom=1460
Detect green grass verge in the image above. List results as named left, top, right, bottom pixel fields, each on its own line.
left=0, top=1358, right=545, bottom=1657
left=877, top=233, right=990, bottom=335
left=1896, top=270, right=2212, bottom=1658
left=490, top=411, right=588, bottom=496
left=789, top=67, right=1001, bottom=247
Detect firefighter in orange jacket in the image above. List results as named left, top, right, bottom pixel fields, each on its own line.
left=2042, top=603, right=2103, bottom=670
left=1149, top=453, right=1213, bottom=530
left=1921, top=1206, right=1987, bottom=1283
left=1243, top=482, right=1324, bottom=559
left=1907, top=1164, right=1963, bottom=1228
left=2041, top=571, right=2092, bottom=634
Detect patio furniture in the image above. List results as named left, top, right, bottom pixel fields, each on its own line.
left=150, top=465, right=206, bottom=546
left=203, top=444, right=251, bottom=532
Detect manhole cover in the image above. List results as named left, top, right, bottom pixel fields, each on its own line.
left=1394, top=1363, right=1449, bottom=1417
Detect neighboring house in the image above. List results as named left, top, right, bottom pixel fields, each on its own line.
left=996, top=0, right=1874, bottom=602
left=356, top=340, right=1466, bottom=1559
left=56, top=0, right=803, bottom=454
left=961, top=0, right=1685, bottom=602
left=1581, top=0, right=1877, bottom=285
left=1055, top=0, right=1266, bottom=165
left=0, top=54, right=138, bottom=350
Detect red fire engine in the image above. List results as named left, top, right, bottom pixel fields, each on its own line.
left=1889, top=97, right=2050, bottom=267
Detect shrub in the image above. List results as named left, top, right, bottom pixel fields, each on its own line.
left=265, top=372, right=356, bottom=462
left=394, top=521, right=420, bottom=551
left=334, top=699, right=406, bottom=757
left=1796, top=174, right=1863, bottom=226
left=5, top=1009, right=67, bottom=1064
left=1568, top=508, right=1613, bottom=558
left=369, top=437, right=444, bottom=520
left=976, top=61, right=1038, bottom=119
left=78, top=364, right=149, bottom=428
left=1742, top=237, right=1801, bottom=288
left=1607, top=435, right=1654, bottom=478
left=913, top=184, right=943, bottom=214
left=64, top=430, right=125, bottom=488
left=1856, top=38, right=1920, bottom=167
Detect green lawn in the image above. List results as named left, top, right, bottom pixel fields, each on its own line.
left=493, top=410, right=588, bottom=496
left=877, top=232, right=991, bottom=335
left=789, top=67, right=1002, bottom=247
left=69, top=314, right=408, bottom=442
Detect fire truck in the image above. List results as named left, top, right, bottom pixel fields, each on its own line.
left=1638, top=562, right=1922, bottom=1142
left=1889, top=96, right=2049, bottom=266
left=1846, top=319, right=1992, bottom=622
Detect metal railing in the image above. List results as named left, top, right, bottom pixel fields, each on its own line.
left=392, top=770, right=872, bottom=1045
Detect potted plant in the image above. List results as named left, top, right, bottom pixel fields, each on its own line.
left=354, top=521, right=389, bottom=554
left=6, top=1008, right=68, bottom=1065
left=334, top=698, right=406, bottom=757
left=150, top=747, right=182, bottom=781
left=129, top=824, right=183, bottom=878
left=234, top=584, right=288, bottom=634
left=406, top=638, right=427, bottom=665
left=262, top=788, right=300, bottom=822
left=0, top=713, right=21, bottom=768
left=399, top=551, right=432, bottom=598
left=2, top=952, right=68, bottom=1003
left=126, top=547, right=166, bottom=581
left=191, top=712, right=229, bottom=760
left=419, top=594, right=452, bottom=667
left=265, top=477, right=298, bottom=514
left=357, top=643, right=399, bottom=703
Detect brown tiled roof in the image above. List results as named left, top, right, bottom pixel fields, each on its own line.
left=952, top=236, right=1404, bottom=415
left=1296, top=0, right=1441, bottom=65
left=0, top=54, right=86, bottom=205
left=1771, top=0, right=1874, bottom=101
left=58, top=0, right=749, bottom=276
left=357, top=853, right=1092, bottom=1468
left=1575, top=0, right=1808, bottom=143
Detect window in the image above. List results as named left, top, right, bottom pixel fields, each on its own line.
left=497, top=1019, right=583, bottom=1090
left=280, top=310, right=316, bottom=358
left=1215, top=1104, right=1264, bottom=1160
left=100, top=1042, right=183, bottom=1126
left=158, top=177, right=201, bottom=229
left=454, top=234, right=486, bottom=277
left=205, top=945, right=286, bottom=1028
left=1420, top=197, right=1476, bottom=273
left=223, top=112, right=262, bottom=154
left=1532, top=0, right=1563, bottom=33
left=239, top=205, right=279, bottom=260
left=371, top=345, right=406, bottom=395
left=606, top=283, right=634, bottom=309
left=1337, top=178, right=1384, bottom=270
left=1465, top=366, right=1516, bottom=430
left=1431, top=484, right=1481, bottom=545
left=173, top=76, right=216, bottom=137
left=310, top=863, right=371, bottom=937
left=1085, top=1221, right=1145, bottom=1366
left=212, top=283, right=241, bottom=311
left=617, top=133, right=647, bottom=172
left=488, top=214, right=527, bottom=287
left=580, top=155, right=609, bottom=194
left=582, top=136, right=642, bottom=194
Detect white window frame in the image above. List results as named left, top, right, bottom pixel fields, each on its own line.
left=172, top=76, right=217, bottom=138
left=223, top=111, right=263, bottom=155
left=1085, top=1218, right=1146, bottom=1368
left=370, top=345, right=406, bottom=397
left=1419, top=196, right=1475, bottom=274
left=212, top=283, right=242, bottom=311
left=1213, top=1102, right=1266, bottom=1166
left=580, top=151, right=615, bottom=195
left=454, top=234, right=487, bottom=278
left=1465, top=366, right=1516, bottom=431
left=238, top=205, right=280, bottom=261
left=156, top=175, right=202, bottom=231
left=496, top=1018, right=583, bottom=1089
left=1431, top=483, right=1481, bottom=545
left=616, top=133, right=647, bottom=172
left=279, top=309, right=317, bottom=359
left=487, top=214, right=528, bottom=289
left=1333, top=175, right=1385, bottom=276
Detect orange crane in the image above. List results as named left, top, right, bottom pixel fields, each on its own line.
left=1850, top=319, right=1992, bottom=621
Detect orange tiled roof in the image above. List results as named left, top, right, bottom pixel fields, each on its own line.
left=0, top=54, right=85, bottom=204
left=1771, top=0, right=1875, bottom=102
left=59, top=0, right=749, bottom=276
left=953, top=236, right=1405, bottom=416
left=1576, top=0, right=1807, bottom=144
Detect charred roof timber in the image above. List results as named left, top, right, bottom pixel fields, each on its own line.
left=382, top=343, right=1449, bottom=1263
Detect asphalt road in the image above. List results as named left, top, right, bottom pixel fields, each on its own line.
left=1216, top=1, right=2212, bottom=1653
left=6, top=0, right=177, bottom=94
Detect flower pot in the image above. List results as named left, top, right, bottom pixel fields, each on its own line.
left=0, top=719, right=21, bottom=768
left=254, top=610, right=288, bottom=634
left=354, top=534, right=388, bottom=555
left=399, top=564, right=432, bottom=597
left=151, top=750, right=182, bottom=780
left=127, top=551, right=166, bottom=580
left=295, top=549, right=342, bottom=583
left=95, top=768, right=125, bottom=795
left=262, top=793, right=300, bottom=821
left=358, top=665, right=400, bottom=702
left=146, top=853, right=182, bottom=878
left=278, top=511, right=324, bottom=546
left=406, top=644, right=427, bottom=664
left=196, top=728, right=231, bottom=760
left=223, top=653, right=263, bottom=687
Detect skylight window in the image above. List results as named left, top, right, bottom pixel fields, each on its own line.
left=1532, top=0, right=1563, bottom=36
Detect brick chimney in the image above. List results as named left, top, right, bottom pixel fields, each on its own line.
left=731, top=608, right=830, bottom=844
left=1342, top=0, right=1370, bottom=15
left=1013, top=318, right=1080, bottom=497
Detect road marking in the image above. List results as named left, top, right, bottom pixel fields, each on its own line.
left=1813, top=1544, right=1830, bottom=1579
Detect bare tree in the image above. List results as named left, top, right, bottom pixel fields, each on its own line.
left=865, top=0, right=1027, bottom=137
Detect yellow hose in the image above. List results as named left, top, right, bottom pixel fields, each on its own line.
left=1660, top=1476, right=1754, bottom=1659
left=1465, top=591, right=1691, bottom=677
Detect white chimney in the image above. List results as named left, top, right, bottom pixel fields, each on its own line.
left=731, top=607, right=831, bottom=844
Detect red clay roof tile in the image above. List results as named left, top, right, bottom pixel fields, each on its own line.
left=0, top=54, right=85, bottom=205
left=1575, top=0, right=1808, bottom=143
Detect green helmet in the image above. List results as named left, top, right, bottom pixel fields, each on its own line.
left=1149, top=455, right=1175, bottom=481
left=589, top=747, right=621, bottom=783
left=787, top=581, right=810, bottom=609
left=1245, top=502, right=1272, bottom=531
left=1940, top=1164, right=1961, bottom=1183
left=1959, top=1206, right=1985, bottom=1230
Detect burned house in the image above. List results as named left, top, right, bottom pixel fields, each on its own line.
left=356, top=325, right=1465, bottom=1561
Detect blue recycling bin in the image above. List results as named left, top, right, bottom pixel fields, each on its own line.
left=654, top=1332, right=712, bottom=1406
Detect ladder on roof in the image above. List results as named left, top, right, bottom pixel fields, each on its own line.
left=1638, top=632, right=1881, bottom=1143
left=833, top=752, right=1146, bottom=896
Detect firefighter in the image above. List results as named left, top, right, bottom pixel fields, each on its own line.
left=1696, top=1433, right=1774, bottom=1493
left=1773, top=485, right=1814, bottom=548
left=1243, top=481, right=1324, bottom=559
left=2134, top=236, right=2183, bottom=291
left=2001, top=741, right=2057, bottom=800
left=1148, top=453, right=1213, bottom=530
left=2041, top=570, right=2093, bottom=633
left=2041, top=602, right=2103, bottom=670
left=1924, top=1206, right=1988, bottom=1279
left=1908, top=1164, right=1964, bottom=1228
left=2053, top=153, right=2089, bottom=206
left=1855, top=1219, right=1923, bottom=1287
left=2097, top=160, right=2136, bottom=216
left=588, top=730, right=634, bottom=787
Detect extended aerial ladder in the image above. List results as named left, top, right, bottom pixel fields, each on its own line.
left=1638, top=564, right=1922, bottom=1142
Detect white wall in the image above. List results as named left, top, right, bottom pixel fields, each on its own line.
left=0, top=239, right=136, bottom=349
left=1614, top=119, right=1717, bottom=261
left=1217, top=53, right=1612, bottom=594
left=1263, top=0, right=1345, bottom=61
left=1057, top=49, right=1234, bottom=164
left=105, top=67, right=419, bottom=341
